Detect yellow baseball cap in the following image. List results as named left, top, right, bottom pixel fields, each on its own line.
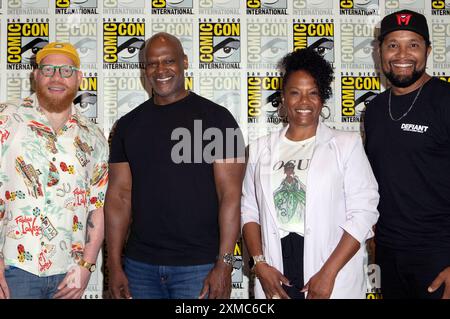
left=36, top=42, right=80, bottom=68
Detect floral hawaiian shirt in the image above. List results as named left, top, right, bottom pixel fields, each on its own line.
left=0, top=94, right=109, bottom=276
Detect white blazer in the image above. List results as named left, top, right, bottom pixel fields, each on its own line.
left=241, top=123, right=379, bottom=299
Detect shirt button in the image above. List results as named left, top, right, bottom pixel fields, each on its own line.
left=47, top=200, right=51, bottom=204
left=306, top=228, right=311, bottom=235
left=52, top=157, right=56, bottom=161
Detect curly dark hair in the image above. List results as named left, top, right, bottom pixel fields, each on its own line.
left=280, top=48, right=334, bottom=103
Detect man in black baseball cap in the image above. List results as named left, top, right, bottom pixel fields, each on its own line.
left=378, top=9, right=430, bottom=45
left=365, top=10, right=450, bottom=299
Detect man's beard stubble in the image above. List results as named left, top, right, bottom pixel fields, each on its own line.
left=36, top=82, right=78, bottom=113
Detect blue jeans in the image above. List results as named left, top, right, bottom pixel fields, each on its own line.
left=4, top=266, right=66, bottom=299
left=124, top=257, right=214, bottom=299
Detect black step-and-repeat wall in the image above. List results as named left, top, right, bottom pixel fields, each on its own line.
left=1, top=0, right=449, bottom=299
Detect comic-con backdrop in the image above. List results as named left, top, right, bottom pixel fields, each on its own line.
left=1, top=0, right=449, bottom=299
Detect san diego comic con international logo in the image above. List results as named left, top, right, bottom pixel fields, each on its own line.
left=55, top=0, right=98, bottom=14
left=7, top=18, right=49, bottom=70
left=56, top=18, right=97, bottom=69
left=385, top=0, right=425, bottom=14
left=432, top=19, right=450, bottom=69
left=293, top=0, right=333, bottom=15
left=152, top=17, right=194, bottom=68
left=103, top=18, right=145, bottom=69
left=199, top=71, right=241, bottom=123
left=246, top=0, right=287, bottom=15
left=199, top=0, right=240, bottom=15
left=432, top=0, right=450, bottom=15
left=151, top=0, right=193, bottom=14
left=247, top=72, right=286, bottom=125
left=199, top=18, right=241, bottom=69
left=7, top=0, right=50, bottom=15
left=103, top=0, right=145, bottom=14
left=340, top=0, right=379, bottom=15
left=103, top=71, right=147, bottom=131
left=293, top=19, right=335, bottom=64
left=247, top=18, right=288, bottom=70
left=341, top=73, right=380, bottom=123
left=340, top=19, right=379, bottom=69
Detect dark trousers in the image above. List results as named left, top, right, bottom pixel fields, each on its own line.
left=281, top=232, right=305, bottom=299
left=376, top=244, right=450, bottom=299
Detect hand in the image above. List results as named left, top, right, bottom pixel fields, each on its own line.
left=255, top=263, right=291, bottom=299
left=303, top=267, right=337, bottom=299
left=0, top=259, right=10, bottom=299
left=108, top=265, right=132, bottom=299
left=428, top=266, right=450, bottom=299
left=199, top=262, right=232, bottom=299
left=54, top=265, right=91, bottom=299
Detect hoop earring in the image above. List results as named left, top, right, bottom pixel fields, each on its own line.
left=320, top=105, right=331, bottom=121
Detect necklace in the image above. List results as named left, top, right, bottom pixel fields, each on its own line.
left=388, top=84, right=424, bottom=121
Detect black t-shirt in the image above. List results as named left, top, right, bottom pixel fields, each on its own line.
left=109, top=92, right=244, bottom=265
left=364, top=77, right=450, bottom=251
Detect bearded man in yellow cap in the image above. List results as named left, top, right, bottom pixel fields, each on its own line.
left=0, top=42, right=108, bottom=299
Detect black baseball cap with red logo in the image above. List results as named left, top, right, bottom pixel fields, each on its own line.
left=378, top=9, right=430, bottom=45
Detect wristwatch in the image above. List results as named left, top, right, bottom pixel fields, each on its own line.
left=78, top=258, right=96, bottom=273
left=221, top=253, right=236, bottom=266
left=249, top=255, right=266, bottom=271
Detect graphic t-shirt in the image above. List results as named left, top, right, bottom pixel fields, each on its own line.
left=271, top=135, right=315, bottom=238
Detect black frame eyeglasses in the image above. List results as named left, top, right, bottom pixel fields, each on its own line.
left=38, top=64, right=79, bottom=78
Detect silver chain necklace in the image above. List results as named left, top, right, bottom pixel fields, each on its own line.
left=388, top=84, right=424, bottom=121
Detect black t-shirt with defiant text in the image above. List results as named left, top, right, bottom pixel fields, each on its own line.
left=364, top=78, right=450, bottom=251
left=109, top=92, right=244, bottom=265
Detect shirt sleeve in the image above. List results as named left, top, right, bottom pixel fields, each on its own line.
left=109, top=118, right=128, bottom=163
left=88, top=134, right=109, bottom=212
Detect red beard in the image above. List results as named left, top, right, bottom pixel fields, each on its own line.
left=36, top=82, right=78, bottom=113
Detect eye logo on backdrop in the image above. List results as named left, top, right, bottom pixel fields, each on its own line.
left=247, top=18, right=288, bottom=70
left=293, top=0, right=333, bottom=15
left=199, top=18, right=241, bottom=69
left=7, top=0, right=50, bottom=14
left=199, top=0, right=240, bottom=15
left=103, top=0, right=145, bottom=14
left=199, top=70, right=241, bottom=123
left=341, top=19, right=379, bottom=69
left=385, top=0, right=425, bottom=14
left=152, top=17, right=194, bottom=68
left=55, top=0, right=98, bottom=14
left=341, top=73, right=380, bottom=123
left=151, top=0, right=193, bottom=14
left=432, top=19, right=450, bottom=69
left=247, top=72, right=285, bottom=125
left=103, top=18, right=145, bottom=69
left=7, top=18, right=49, bottom=70
left=56, top=17, right=97, bottom=69
left=246, top=0, right=287, bottom=14
left=293, top=19, right=335, bottom=64
left=339, top=0, right=379, bottom=15
left=432, top=0, right=450, bottom=15
left=75, top=73, right=98, bottom=123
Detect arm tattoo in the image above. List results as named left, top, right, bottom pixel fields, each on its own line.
left=85, top=210, right=95, bottom=244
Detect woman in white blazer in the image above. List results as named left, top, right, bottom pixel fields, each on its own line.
left=241, top=49, right=379, bottom=299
